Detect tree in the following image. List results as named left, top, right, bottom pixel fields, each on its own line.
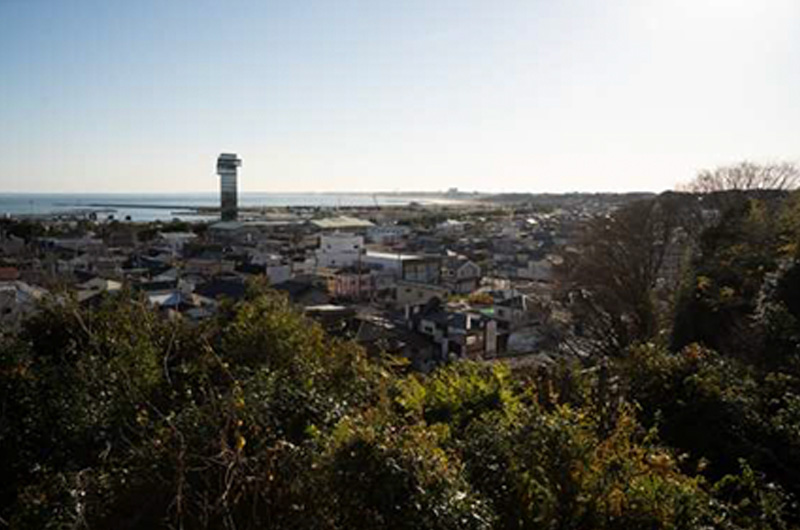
left=568, top=195, right=695, bottom=356
left=682, top=161, right=800, bottom=193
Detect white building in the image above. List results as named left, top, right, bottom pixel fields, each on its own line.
left=494, top=294, right=542, bottom=329
left=363, top=251, right=422, bottom=275
left=248, top=250, right=292, bottom=285
left=442, top=257, right=481, bottom=294
left=315, top=233, right=364, bottom=269
left=157, top=232, right=197, bottom=257
left=366, top=225, right=412, bottom=245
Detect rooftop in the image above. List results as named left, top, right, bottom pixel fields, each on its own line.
left=365, top=250, right=422, bottom=261
left=209, top=221, right=245, bottom=231
left=311, top=216, right=374, bottom=230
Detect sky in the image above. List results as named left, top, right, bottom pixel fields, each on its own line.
left=1, top=0, right=799, bottom=194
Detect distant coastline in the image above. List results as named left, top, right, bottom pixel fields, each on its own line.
left=0, top=192, right=471, bottom=222
left=0, top=190, right=659, bottom=222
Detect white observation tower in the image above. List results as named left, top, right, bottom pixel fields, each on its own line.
left=217, top=153, right=241, bottom=221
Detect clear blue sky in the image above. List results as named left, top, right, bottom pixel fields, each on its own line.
left=1, top=0, right=799, bottom=193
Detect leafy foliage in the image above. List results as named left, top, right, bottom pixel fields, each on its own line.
left=4, top=215, right=800, bottom=527
left=570, top=189, right=800, bottom=526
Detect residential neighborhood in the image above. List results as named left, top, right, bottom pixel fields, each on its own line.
left=0, top=194, right=647, bottom=369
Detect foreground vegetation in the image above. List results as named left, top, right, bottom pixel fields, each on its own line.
left=4, top=179, right=800, bottom=527
left=0, top=289, right=795, bottom=528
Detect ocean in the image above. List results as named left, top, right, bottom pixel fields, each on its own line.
left=0, top=192, right=421, bottom=222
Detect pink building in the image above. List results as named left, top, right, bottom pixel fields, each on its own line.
left=326, top=268, right=374, bottom=300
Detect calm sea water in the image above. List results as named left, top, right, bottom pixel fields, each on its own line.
left=0, top=193, right=417, bottom=222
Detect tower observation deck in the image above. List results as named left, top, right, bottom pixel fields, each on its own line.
left=217, top=153, right=241, bottom=221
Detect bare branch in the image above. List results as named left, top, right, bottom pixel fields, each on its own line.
left=682, top=161, right=800, bottom=193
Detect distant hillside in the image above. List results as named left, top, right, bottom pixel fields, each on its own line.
left=481, top=191, right=657, bottom=207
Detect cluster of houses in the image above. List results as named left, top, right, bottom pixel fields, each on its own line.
left=0, top=199, right=620, bottom=370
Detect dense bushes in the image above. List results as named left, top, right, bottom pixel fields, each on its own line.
left=2, top=284, right=795, bottom=528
